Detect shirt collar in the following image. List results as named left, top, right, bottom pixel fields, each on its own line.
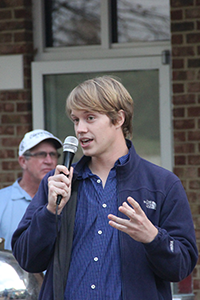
left=11, top=179, right=32, bottom=201
left=77, top=149, right=130, bottom=181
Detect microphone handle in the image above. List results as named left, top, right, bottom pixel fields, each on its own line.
left=56, top=151, right=74, bottom=205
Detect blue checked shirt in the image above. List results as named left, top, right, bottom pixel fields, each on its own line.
left=64, top=153, right=129, bottom=300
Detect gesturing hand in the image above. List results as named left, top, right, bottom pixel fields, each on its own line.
left=108, top=197, right=158, bottom=243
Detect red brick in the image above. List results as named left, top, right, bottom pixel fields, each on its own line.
left=172, top=46, right=195, bottom=57
left=14, top=31, right=33, bottom=43
left=188, top=59, right=200, bottom=68
left=186, top=167, right=198, bottom=177
left=175, top=155, right=186, bottom=165
left=172, top=34, right=183, bottom=45
left=171, top=0, right=194, bottom=7
left=4, top=91, right=26, bottom=101
left=1, top=103, right=15, bottom=112
left=0, top=20, right=26, bottom=31
left=2, top=114, right=32, bottom=124
left=187, top=33, right=200, bottom=43
left=17, top=102, right=31, bottom=112
left=0, top=43, right=33, bottom=55
left=187, top=82, right=200, bottom=92
left=23, top=65, right=32, bottom=78
left=174, top=167, right=185, bottom=177
left=173, top=83, right=184, bottom=93
left=174, top=131, right=186, bottom=142
left=173, top=107, right=185, bottom=117
left=0, top=173, right=15, bottom=183
left=171, top=22, right=194, bottom=32
left=185, top=8, right=200, bottom=18
left=173, top=70, right=187, bottom=80
left=189, top=180, right=200, bottom=189
left=172, top=58, right=184, bottom=69
left=174, top=119, right=195, bottom=130
left=187, top=191, right=199, bottom=202
left=0, top=10, right=12, bottom=19
left=14, top=8, right=32, bottom=19
left=0, top=126, right=14, bottom=135
left=0, top=149, right=15, bottom=159
left=2, top=137, right=21, bottom=147
left=0, top=33, right=12, bottom=43
left=188, top=155, right=200, bottom=165
left=16, top=125, right=32, bottom=136
left=188, top=131, right=200, bottom=141
left=2, top=161, right=21, bottom=171
left=174, top=143, right=195, bottom=153
left=0, top=0, right=31, bottom=7
left=188, top=107, right=200, bottom=116
left=171, top=9, right=183, bottom=20
left=172, top=70, right=195, bottom=81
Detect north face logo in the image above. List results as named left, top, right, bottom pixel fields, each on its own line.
left=143, top=200, right=157, bottom=210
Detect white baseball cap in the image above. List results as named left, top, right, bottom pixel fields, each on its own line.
left=18, top=129, right=62, bottom=156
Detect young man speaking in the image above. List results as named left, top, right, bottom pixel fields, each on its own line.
left=12, top=76, right=198, bottom=300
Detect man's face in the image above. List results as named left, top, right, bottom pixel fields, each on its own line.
left=22, top=141, right=59, bottom=183
left=71, top=109, right=120, bottom=159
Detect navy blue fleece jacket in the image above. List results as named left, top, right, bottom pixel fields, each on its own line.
left=12, top=140, right=198, bottom=300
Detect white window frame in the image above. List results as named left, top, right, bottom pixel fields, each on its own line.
left=32, top=0, right=173, bottom=171
left=32, top=0, right=171, bottom=62
left=31, top=55, right=173, bottom=171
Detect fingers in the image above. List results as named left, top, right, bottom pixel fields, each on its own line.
left=127, top=197, right=142, bottom=214
left=118, top=197, right=143, bottom=219
left=108, top=220, right=128, bottom=233
left=54, top=164, right=71, bottom=176
left=108, top=196, right=158, bottom=243
left=47, top=166, right=73, bottom=214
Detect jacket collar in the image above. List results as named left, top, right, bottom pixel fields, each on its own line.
left=72, top=139, right=141, bottom=184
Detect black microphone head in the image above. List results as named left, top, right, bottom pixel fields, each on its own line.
left=63, top=136, right=78, bottom=153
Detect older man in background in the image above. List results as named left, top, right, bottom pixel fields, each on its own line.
left=0, top=129, right=62, bottom=250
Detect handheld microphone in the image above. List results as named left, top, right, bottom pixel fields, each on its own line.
left=56, top=136, right=78, bottom=205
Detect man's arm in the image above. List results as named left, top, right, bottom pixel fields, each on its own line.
left=12, top=165, right=73, bottom=273
left=108, top=182, right=198, bottom=282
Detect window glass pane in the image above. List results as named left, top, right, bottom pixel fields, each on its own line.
left=114, top=0, right=170, bottom=43
left=45, top=0, right=101, bottom=47
left=44, top=71, right=160, bottom=165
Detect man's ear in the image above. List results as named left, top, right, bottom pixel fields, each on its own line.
left=116, top=110, right=125, bottom=128
left=18, top=156, right=27, bottom=170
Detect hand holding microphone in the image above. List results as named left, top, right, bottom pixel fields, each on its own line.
left=56, top=136, right=78, bottom=205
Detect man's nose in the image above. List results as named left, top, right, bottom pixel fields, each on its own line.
left=76, top=120, right=87, bottom=133
left=44, top=153, right=54, bottom=163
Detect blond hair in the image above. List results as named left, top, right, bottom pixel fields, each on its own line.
left=66, top=76, right=134, bottom=138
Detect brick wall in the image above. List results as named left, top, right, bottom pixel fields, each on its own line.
left=0, top=0, right=34, bottom=188
left=171, top=0, right=200, bottom=298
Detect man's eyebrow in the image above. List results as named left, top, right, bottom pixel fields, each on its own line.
left=71, top=111, right=93, bottom=117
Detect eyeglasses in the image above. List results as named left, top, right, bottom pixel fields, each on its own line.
left=24, top=151, right=61, bottom=160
